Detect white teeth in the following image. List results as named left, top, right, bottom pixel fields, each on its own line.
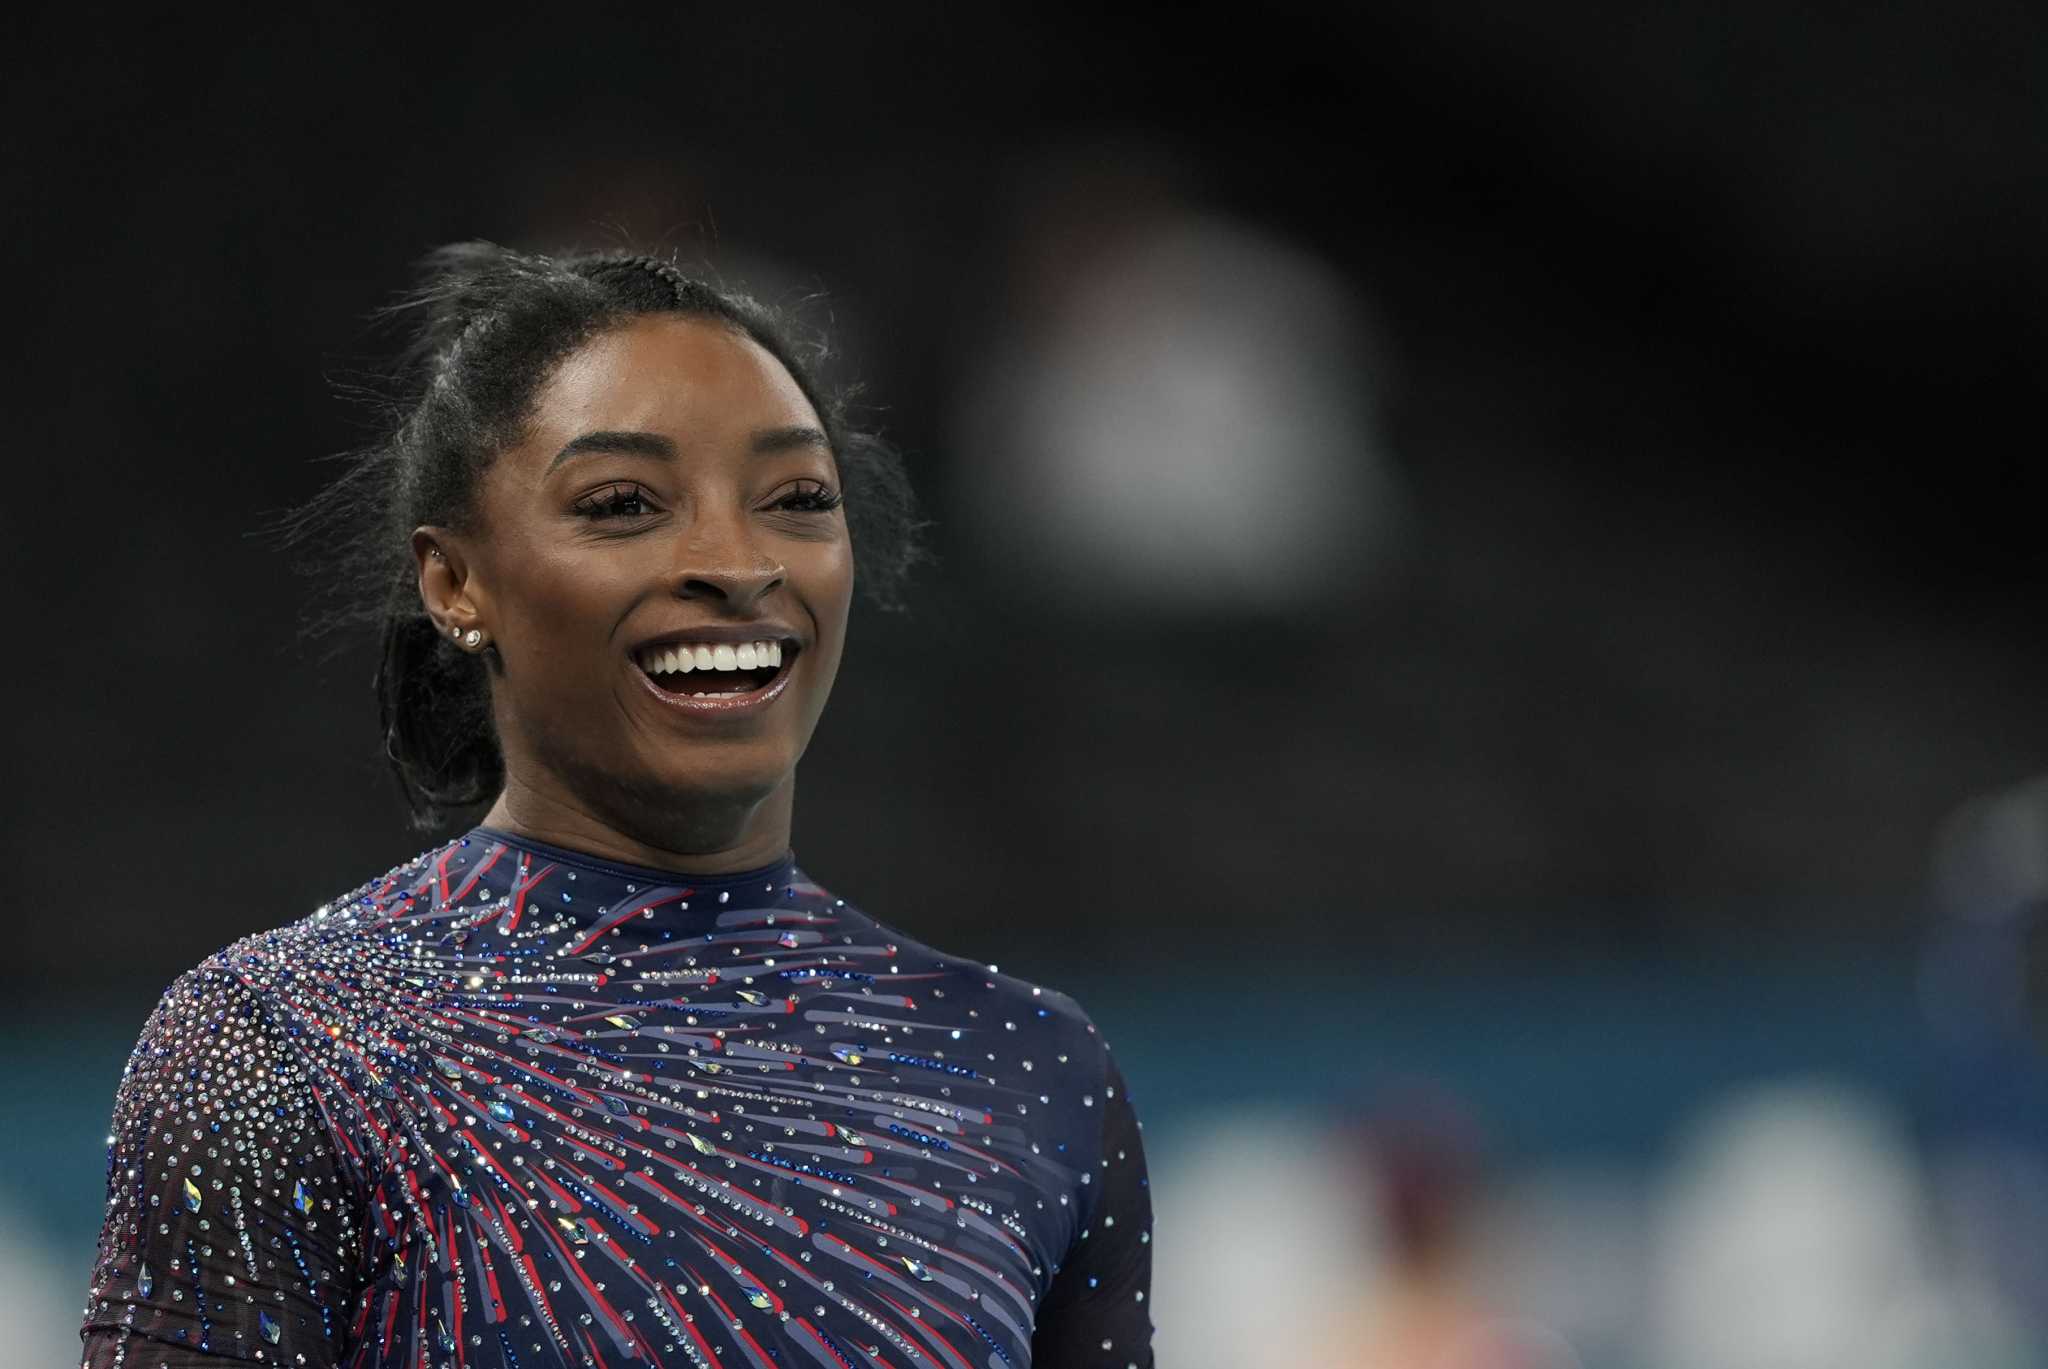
left=637, top=639, right=793, bottom=677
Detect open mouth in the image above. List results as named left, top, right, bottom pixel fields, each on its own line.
left=633, top=638, right=798, bottom=700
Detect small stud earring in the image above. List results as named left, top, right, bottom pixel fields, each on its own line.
left=449, top=625, right=462, bottom=640
left=463, top=629, right=484, bottom=649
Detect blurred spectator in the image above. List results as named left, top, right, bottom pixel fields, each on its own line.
left=1148, top=1110, right=1381, bottom=1369
left=953, top=152, right=1404, bottom=620
left=1923, top=776, right=2048, bottom=1341
left=1151, top=1087, right=1583, bottom=1367
left=1648, top=1080, right=2032, bottom=1369
left=1311, top=1093, right=1581, bottom=1368
left=1931, top=778, right=2048, bottom=925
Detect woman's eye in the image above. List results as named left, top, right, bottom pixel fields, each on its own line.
left=572, top=484, right=656, bottom=520
left=771, top=482, right=844, bottom=514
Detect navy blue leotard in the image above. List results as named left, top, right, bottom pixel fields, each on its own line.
left=80, top=826, right=1153, bottom=1368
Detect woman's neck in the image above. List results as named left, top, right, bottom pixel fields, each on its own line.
left=481, top=770, right=796, bottom=875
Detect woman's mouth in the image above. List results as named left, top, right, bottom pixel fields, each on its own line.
left=632, top=638, right=799, bottom=715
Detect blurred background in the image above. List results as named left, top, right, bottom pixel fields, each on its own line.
left=8, top=4, right=2048, bottom=1364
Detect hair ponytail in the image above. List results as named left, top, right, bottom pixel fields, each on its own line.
left=375, top=599, right=502, bottom=817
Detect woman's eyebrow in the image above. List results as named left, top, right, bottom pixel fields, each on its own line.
left=751, top=425, right=831, bottom=455
left=548, top=426, right=829, bottom=473
left=548, top=429, right=676, bottom=472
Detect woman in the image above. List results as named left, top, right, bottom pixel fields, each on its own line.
left=79, top=245, right=1154, bottom=1368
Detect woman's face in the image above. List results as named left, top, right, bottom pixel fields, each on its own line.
left=432, top=314, right=854, bottom=845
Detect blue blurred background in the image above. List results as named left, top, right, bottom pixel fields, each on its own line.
left=8, top=4, right=2048, bottom=1364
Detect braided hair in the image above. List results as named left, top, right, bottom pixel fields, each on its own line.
left=278, top=243, right=925, bottom=830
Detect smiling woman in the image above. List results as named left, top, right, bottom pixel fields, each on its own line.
left=78, top=245, right=1155, bottom=1369
left=412, top=311, right=861, bottom=872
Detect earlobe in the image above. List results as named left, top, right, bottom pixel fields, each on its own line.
left=413, top=526, right=486, bottom=644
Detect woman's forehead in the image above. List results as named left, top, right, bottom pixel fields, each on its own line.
left=529, top=315, right=819, bottom=445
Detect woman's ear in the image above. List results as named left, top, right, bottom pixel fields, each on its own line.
left=412, top=527, right=486, bottom=641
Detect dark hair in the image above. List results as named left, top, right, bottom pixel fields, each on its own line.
left=277, top=242, right=925, bottom=830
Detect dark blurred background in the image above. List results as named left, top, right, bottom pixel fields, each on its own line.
left=8, top=5, right=2048, bottom=1364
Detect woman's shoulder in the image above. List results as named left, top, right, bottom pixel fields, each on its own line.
left=136, top=836, right=461, bottom=1037
left=837, top=899, right=1121, bottom=1078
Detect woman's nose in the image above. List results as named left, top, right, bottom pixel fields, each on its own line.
left=670, top=513, right=787, bottom=611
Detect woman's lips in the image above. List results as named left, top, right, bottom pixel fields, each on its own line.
left=633, top=649, right=797, bottom=718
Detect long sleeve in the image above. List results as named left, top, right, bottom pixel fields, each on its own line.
left=1033, top=1051, right=1156, bottom=1369
left=81, top=959, right=366, bottom=1367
